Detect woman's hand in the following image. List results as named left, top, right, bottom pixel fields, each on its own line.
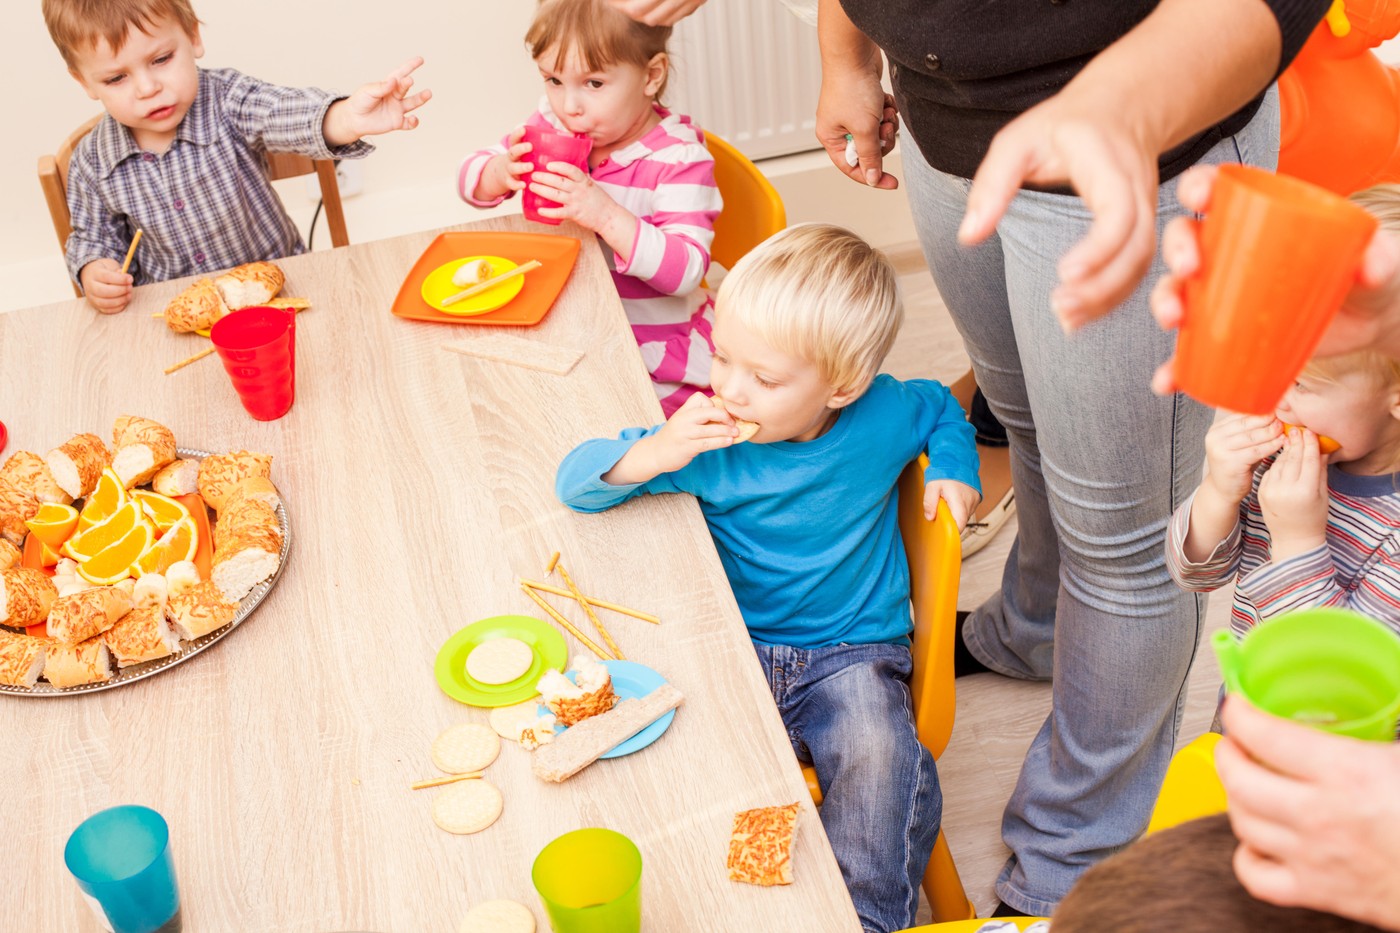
left=606, top=0, right=707, bottom=25
left=1152, top=165, right=1400, bottom=395
left=815, top=0, right=898, bottom=189
left=1217, top=696, right=1400, bottom=930
left=923, top=479, right=980, bottom=528
left=1256, top=427, right=1329, bottom=561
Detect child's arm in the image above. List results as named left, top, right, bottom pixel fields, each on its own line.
left=532, top=148, right=720, bottom=294
left=460, top=123, right=540, bottom=207
left=1183, top=413, right=1283, bottom=562
left=321, top=57, right=431, bottom=147
left=1163, top=489, right=1242, bottom=592
left=64, top=153, right=134, bottom=314
left=911, top=380, right=982, bottom=528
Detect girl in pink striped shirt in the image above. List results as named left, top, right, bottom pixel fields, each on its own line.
left=460, top=0, right=722, bottom=415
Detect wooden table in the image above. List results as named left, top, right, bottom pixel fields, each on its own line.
left=0, top=217, right=861, bottom=932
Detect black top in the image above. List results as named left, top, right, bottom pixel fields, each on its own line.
left=839, top=0, right=1332, bottom=182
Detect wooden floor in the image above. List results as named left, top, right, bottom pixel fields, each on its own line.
left=880, top=244, right=1234, bottom=923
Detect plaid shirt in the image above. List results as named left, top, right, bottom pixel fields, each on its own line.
left=64, top=67, right=372, bottom=286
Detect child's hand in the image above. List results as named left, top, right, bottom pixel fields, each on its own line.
left=1203, top=413, right=1284, bottom=505
left=480, top=128, right=533, bottom=200
left=529, top=162, right=626, bottom=234
left=323, top=57, right=431, bottom=146
left=923, top=479, right=981, bottom=530
left=80, top=259, right=133, bottom=314
left=1257, top=427, right=1330, bottom=561
left=602, top=393, right=737, bottom=486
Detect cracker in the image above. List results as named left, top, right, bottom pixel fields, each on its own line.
left=432, top=779, right=503, bottom=835
left=488, top=697, right=544, bottom=741
left=712, top=396, right=760, bottom=443
left=727, top=802, right=800, bottom=886
left=432, top=723, right=501, bottom=774
left=459, top=899, right=536, bottom=933
left=466, top=637, right=534, bottom=685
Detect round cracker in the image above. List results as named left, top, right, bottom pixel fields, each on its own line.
left=432, top=723, right=501, bottom=774
left=466, top=637, right=535, bottom=685
left=459, top=899, right=536, bottom=933
left=488, top=697, right=543, bottom=741
left=432, top=779, right=503, bottom=835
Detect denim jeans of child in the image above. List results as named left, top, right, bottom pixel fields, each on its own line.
left=899, top=88, right=1280, bottom=915
left=753, top=642, right=940, bottom=933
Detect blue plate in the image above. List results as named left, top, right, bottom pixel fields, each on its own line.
left=540, top=660, right=675, bottom=759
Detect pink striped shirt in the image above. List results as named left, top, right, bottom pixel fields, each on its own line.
left=459, top=101, right=722, bottom=415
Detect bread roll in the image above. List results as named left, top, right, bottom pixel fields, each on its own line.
left=44, top=433, right=111, bottom=498
left=0, top=477, right=40, bottom=546
left=0, top=630, right=47, bottom=687
left=110, top=416, right=178, bottom=487
left=211, top=498, right=282, bottom=600
left=197, top=451, right=273, bottom=512
left=0, top=540, right=21, bottom=571
left=105, top=606, right=179, bottom=667
left=164, top=278, right=230, bottom=333
left=213, top=261, right=285, bottom=309
left=150, top=459, right=200, bottom=497
left=0, top=567, right=59, bottom=628
left=44, top=634, right=113, bottom=687
left=0, top=451, right=72, bottom=505
left=46, top=586, right=133, bottom=645
left=165, top=581, right=237, bottom=640
left=223, top=476, right=280, bottom=512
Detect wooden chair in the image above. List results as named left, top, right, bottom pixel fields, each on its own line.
left=704, top=131, right=786, bottom=274
left=38, top=114, right=350, bottom=296
left=802, top=455, right=977, bottom=923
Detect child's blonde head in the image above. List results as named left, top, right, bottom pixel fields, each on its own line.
left=716, top=224, right=902, bottom=395
left=43, top=0, right=200, bottom=70
left=527, top=0, right=672, bottom=100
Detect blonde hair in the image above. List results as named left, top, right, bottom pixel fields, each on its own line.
left=527, top=0, right=672, bottom=101
left=43, top=0, right=201, bottom=70
left=716, top=224, right=902, bottom=394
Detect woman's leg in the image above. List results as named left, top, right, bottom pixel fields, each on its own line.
left=902, top=90, right=1279, bottom=914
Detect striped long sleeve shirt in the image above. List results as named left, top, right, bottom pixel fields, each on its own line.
left=64, top=67, right=372, bottom=286
left=460, top=101, right=721, bottom=414
left=1166, top=461, right=1400, bottom=637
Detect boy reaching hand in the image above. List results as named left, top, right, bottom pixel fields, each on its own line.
left=556, top=224, right=980, bottom=933
left=42, top=0, right=430, bottom=312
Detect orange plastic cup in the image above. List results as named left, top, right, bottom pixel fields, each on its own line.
left=1175, top=164, right=1377, bottom=414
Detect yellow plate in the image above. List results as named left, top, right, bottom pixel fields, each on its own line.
left=420, top=255, right=523, bottom=317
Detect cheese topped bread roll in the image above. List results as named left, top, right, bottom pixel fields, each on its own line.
left=164, top=278, right=230, bottom=333
left=198, top=451, right=273, bottom=512
left=44, top=634, right=113, bottom=687
left=213, top=261, right=285, bottom=310
left=46, top=586, right=133, bottom=645
left=0, top=567, right=59, bottom=628
left=44, top=433, right=111, bottom=498
left=0, top=477, right=40, bottom=546
left=0, top=540, right=21, bottom=572
left=0, top=451, right=72, bottom=505
left=151, top=459, right=200, bottom=498
left=112, top=416, right=177, bottom=488
left=0, top=630, right=47, bottom=687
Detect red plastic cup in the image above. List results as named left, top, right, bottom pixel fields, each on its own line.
left=521, top=124, right=593, bottom=225
left=1176, top=164, right=1378, bottom=414
left=210, top=307, right=296, bottom=421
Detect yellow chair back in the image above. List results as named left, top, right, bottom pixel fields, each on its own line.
left=704, top=132, right=786, bottom=273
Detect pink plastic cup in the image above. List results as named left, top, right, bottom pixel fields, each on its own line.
left=521, top=124, right=593, bottom=225
left=210, top=306, right=296, bottom=421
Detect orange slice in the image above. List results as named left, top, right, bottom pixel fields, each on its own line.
left=132, top=490, right=191, bottom=534
left=24, top=502, right=80, bottom=549
left=77, top=523, right=153, bottom=585
left=63, top=499, right=143, bottom=562
left=131, top=516, right=198, bottom=576
left=1279, top=423, right=1341, bottom=455
left=78, top=467, right=128, bottom=530
left=38, top=541, right=61, bottom=568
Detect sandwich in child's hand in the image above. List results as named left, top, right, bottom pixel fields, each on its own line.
left=712, top=396, right=760, bottom=443
left=537, top=655, right=617, bottom=726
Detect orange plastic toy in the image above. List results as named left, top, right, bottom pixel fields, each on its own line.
left=1278, top=0, right=1400, bottom=194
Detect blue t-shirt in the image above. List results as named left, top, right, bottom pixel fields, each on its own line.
left=555, top=375, right=980, bottom=647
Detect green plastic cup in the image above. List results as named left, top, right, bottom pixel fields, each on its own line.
left=531, top=828, right=641, bottom=933
left=1212, top=608, right=1400, bottom=741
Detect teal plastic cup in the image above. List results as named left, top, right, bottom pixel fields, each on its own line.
left=1213, top=608, right=1400, bottom=740
left=532, top=828, right=642, bottom=933
left=64, top=805, right=181, bottom=933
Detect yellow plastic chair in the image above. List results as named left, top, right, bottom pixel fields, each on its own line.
left=802, top=455, right=976, bottom=922
left=1145, top=732, right=1228, bottom=835
left=902, top=921, right=1044, bottom=933
left=704, top=131, right=786, bottom=274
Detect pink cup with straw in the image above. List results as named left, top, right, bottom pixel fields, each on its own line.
left=521, top=125, right=593, bottom=225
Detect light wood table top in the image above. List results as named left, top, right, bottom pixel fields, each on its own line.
left=0, top=217, right=860, bottom=932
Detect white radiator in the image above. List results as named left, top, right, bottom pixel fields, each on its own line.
left=667, top=1, right=823, bottom=160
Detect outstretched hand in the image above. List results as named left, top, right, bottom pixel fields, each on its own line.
left=325, top=56, right=432, bottom=146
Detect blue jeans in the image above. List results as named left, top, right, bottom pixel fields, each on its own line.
left=901, top=90, right=1280, bottom=915
left=753, top=642, right=940, bottom=933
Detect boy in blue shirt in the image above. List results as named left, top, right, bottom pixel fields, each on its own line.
left=556, top=223, right=980, bottom=933
left=43, top=0, right=430, bottom=313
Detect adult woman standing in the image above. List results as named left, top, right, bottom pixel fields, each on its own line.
left=817, top=0, right=1328, bottom=917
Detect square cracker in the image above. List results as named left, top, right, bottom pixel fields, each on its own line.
left=727, top=802, right=800, bottom=886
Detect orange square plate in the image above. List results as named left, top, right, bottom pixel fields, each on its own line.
left=391, top=231, right=581, bottom=326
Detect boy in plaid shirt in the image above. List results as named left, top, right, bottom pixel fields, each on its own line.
left=43, top=0, right=431, bottom=313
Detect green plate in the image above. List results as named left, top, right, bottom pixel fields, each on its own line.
left=434, top=614, right=567, bottom=707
